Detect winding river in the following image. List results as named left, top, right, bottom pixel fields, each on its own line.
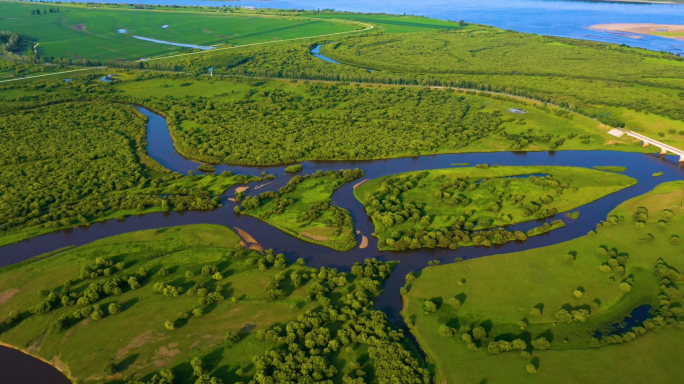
left=1, top=106, right=683, bottom=383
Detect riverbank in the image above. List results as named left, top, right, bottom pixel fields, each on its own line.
left=0, top=341, right=73, bottom=383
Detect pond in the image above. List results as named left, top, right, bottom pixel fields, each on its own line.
left=1, top=105, right=683, bottom=382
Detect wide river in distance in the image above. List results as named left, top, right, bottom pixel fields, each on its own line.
left=70, top=0, right=684, bottom=53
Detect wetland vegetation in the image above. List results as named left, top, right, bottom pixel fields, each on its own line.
left=354, top=166, right=636, bottom=250
left=0, top=100, right=256, bottom=247
left=0, top=225, right=428, bottom=383
left=402, top=181, right=684, bottom=383
left=2, top=3, right=684, bottom=383
left=239, top=169, right=365, bottom=251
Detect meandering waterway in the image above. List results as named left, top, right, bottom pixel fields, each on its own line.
left=1, top=106, right=683, bottom=382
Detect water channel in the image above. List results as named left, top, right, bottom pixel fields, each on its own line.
left=1, top=105, right=684, bottom=382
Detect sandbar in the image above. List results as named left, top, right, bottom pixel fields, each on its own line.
left=589, top=23, right=684, bottom=41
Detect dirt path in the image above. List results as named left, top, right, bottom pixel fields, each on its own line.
left=0, top=288, right=19, bottom=305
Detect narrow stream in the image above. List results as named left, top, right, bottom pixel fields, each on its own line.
left=1, top=105, right=683, bottom=382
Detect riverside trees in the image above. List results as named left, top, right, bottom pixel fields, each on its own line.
left=0, top=101, right=246, bottom=242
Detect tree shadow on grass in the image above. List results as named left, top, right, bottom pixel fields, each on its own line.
left=117, top=353, right=139, bottom=372
left=204, top=346, right=226, bottom=371
left=530, top=356, right=540, bottom=369
left=538, top=329, right=555, bottom=343
left=480, top=319, right=494, bottom=334
left=455, top=292, right=467, bottom=304
left=429, top=296, right=443, bottom=310
left=446, top=318, right=461, bottom=330
left=120, top=298, right=139, bottom=312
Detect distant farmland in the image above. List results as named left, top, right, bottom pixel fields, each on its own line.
left=0, top=2, right=357, bottom=61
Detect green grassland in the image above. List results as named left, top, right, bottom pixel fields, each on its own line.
left=354, top=166, right=636, bottom=250
left=318, top=28, right=684, bottom=123
left=402, top=181, right=684, bottom=383
left=0, top=2, right=358, bottom=62
left=307, top=13, right=471, bottom=34
left=239, top=169, right=364, bottom=251
left=588, top=105, right=684, bottom=147
left=0, top=224, right=428, bottom=384
left=153, top=22, right=684, bottom=137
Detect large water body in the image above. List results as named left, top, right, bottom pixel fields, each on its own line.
left=2, top=106, right=684, bottom=382
left=70, top=0, right=684, bottom=53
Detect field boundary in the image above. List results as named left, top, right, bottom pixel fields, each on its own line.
left=0, top=18, right=373, bottom=84
left=139, top=19, right=374, bottom=63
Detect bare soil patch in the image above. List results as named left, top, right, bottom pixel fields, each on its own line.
left=300, top=231, right=329, bottom=242
left=0, top=288, right=19, bottom=305
left=116, top=330, right=167, bottom=360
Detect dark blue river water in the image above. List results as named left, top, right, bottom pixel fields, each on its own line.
left=67, top=0, right=684, bottom=54
left=1, top=107, right=683, bottom=382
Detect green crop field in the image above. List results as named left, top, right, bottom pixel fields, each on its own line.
left=239, top=169, right=364, bottom=251
left=0, top=224, right=428, bottom=384
left=0, top=2, right=358, bottom=62
left=354, top=166, right=636, bottom=250
left=402, top=181, right=684, bottom=383
left=308, top=13, right=470, bottom=34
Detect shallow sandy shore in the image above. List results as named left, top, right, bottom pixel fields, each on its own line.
left=234, top=227, right=258, bottom=244
left=589, top=23, right=684, bottom=41
left=359, top=235, right=369, bottom=249
left=353, top=179, right=369, bottom=189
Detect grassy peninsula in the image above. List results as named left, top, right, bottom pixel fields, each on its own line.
left=0, top=224, right=428, bottom=384
left=238, top=169, right=364, bottom=251
left=401, top=181, right=684, bottom=383
left=354, top=166, right=636, bottom=250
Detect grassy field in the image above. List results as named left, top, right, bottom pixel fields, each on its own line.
left=0, top=2, right=357, bottom=61
left=402, top=181, right=684, bottom=383
left=308, top=13, right=470, bottom=34
left=0, top=224, right=427, bottom=383
left=0, top=225, right=318, bottom=382
left=240, top=169, right=364, bottom=251
left=354, top=166, right=636, bottom=250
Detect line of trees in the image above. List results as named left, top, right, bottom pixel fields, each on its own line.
left=30, top=8, right=59, bottom=15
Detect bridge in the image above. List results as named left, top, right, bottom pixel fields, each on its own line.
left=609, top=129, right=684, bottom=162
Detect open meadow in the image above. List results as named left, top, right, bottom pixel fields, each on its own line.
left=0, top=224, right=428, bottom=384
left=402, top=181, right=684, bottom=383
